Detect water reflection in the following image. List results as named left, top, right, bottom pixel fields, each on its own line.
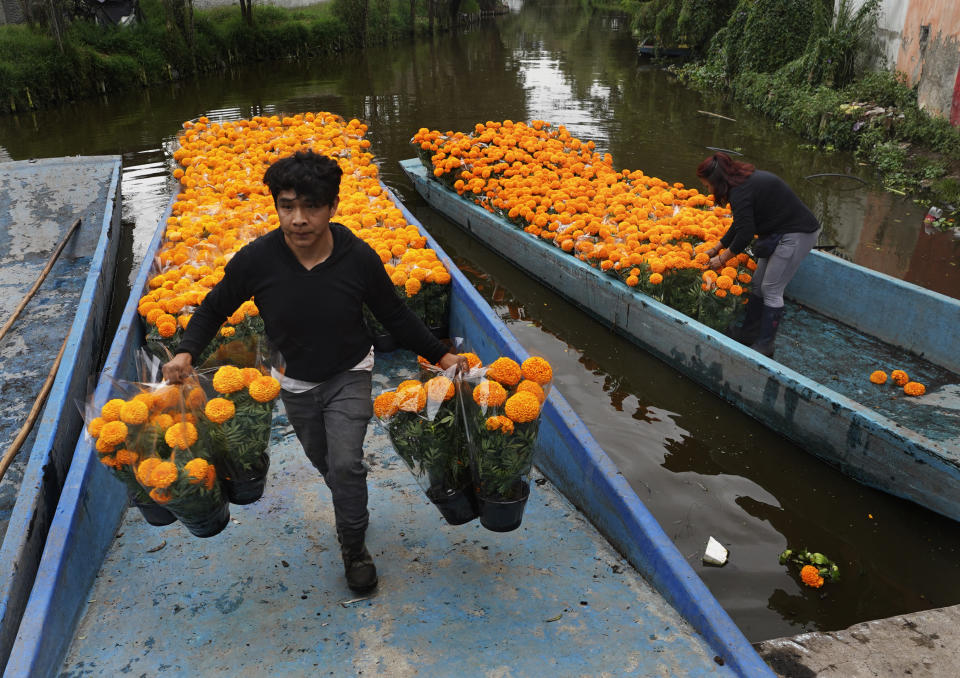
left=0, top=0, right=958, bottom=642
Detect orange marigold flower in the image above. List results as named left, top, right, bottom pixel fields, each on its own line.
left=904, top=381, right=926, bottom=397
left=87, top=416, right=106, bottom=438
left=98, top=420, right=129, bottom=447
left=485, top=416, right=502, bottom=431
left=516, top=379, right=546, bottom=404
left=149, top=461, right=179, bottom=489
left=98, top=454, right=117, bottom=469
left=521, top=356, right=553, bottom=385
left=212, top=365, right=245, bottom=394
left=374, top=391, right=399, bottom=419
left=149, top=487, right=172, bottom=504
left=459, top=352, right=483, bottom=369
left=649, top=273, right=663, bottom=285
left=720, top=266, right=738, bottom=279
left=220, top=326, right=236, bottom=337
left=115, top=448, right=139, bottom=466
left=249, top=376, right=281, bottom=402
left=716, top=275, right=733, bottom=290
left=184, top=457, right=210, bottom=484
left=95, top=436, right=117, bottom=454
left=425, top=376, right=455, bottom=402
left=165, top=421, right=199, bottom=449
left=100, top=398, right=125, bottom=422
left=185, top=386, right=207, bottom=410
left=396, top=384, right=427, bottom=412
left=204, top=464, right=217, bottom=491
left=136, top=458, right=162, bottom=486
left=869, top=370, right=888, bottom=385
left=205, top=397, right=236, bottom=424
left=497, top=415, right=515, bottom=435
left=486, top=357, right=522, bottom=386
left=152, top=385, right=181, bottom=411
left=151, top=413, right=174, bottom=429
left=473, top=380, right=507, bottom=408
left=241, top=367, right=263, bottom=386
left=891, top=369, right=909, bottom=386
left=133, top=392, right=155, bottom=410
left=405, top=278, right=422, bottom=297
left=504, top=391, right=541, bottom=423
left=800, top=565, right=824, bottom=588
left=737, top=272, right=752, bottom=284
left=157, top=322, right=177, bottom=338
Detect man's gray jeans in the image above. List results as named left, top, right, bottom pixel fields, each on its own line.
left=279, top=369, right=373, bottom=538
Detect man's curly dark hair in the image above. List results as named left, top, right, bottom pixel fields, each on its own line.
left=262, top=150, right=343, bottom=207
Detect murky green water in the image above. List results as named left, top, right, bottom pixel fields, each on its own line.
left=2, top=0, right=959, bottom=642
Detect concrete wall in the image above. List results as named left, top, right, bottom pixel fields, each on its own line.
left=847, top=0, right=960, bottom=124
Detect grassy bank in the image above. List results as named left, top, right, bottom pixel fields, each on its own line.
left=0, top=0, right=477, bottom=115
left=621, top=0, right=960, bottom=224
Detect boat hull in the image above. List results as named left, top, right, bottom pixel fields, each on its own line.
left=4, top=187, right=771, bottom=677
left=0, top=157, right=122, bottom=671
left=401, top=158, right=960, bottom=522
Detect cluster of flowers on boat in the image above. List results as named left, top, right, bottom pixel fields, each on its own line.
left=375, top=352, right=553, bottom=531
left=868, top=369, right=926, bottom=396
left=86, top=366, right=282, bottom=537
left=138, top=112, right=452, bottom=364
left=411, top=120, right=758, bottom=330
left=779, top=548, right=840, bottom=589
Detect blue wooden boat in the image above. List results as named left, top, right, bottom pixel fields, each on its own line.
left=401, top=158, right=960, bottom=522
left=3, top=185, right=772, bottom=677
left=0, top=157, right=122, bottom=671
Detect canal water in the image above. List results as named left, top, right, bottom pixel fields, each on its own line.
left=1, top=0, right=958, bottom=642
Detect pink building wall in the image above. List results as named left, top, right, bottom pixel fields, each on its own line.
left=895, top=0, right=960, bottom=124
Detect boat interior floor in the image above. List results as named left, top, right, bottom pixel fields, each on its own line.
left=777, top=300, right=960, bottom=449
left=61, top=351, right=734, bottom=677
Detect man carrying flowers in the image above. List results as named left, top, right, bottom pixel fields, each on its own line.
left=162, top=150, right=466, bottom=593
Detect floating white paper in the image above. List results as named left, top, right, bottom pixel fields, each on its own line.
left=703, top=536, right=728, bottom=566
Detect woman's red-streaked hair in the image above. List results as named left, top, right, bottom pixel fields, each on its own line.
left=696, top=152, right=755, bottom=205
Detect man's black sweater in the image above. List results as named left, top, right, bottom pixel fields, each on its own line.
left=720, top=170, right=820, bottom=254
left=177, top=223, right=448, bottom=382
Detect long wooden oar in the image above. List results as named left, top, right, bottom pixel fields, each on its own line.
left=0, top=334, right=69, bottom=481
left=0, top=217, right=81, bottom=344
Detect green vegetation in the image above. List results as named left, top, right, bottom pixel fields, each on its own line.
left=0, top=0, right=500, bottom=115
left=624, top=0, right=960, bottom=220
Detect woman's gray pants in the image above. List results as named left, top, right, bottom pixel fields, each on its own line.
left=752, top=229, right=821, bottom=308
left=279, top=370, right=374, bottom=538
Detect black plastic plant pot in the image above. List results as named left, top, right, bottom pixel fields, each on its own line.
left=428, top=484, right=479, bottom=525
left=478, top=482, right=531, bottom=533
left=177, top=501, right=231, bottom=538
left=223, top=452, right=270, bottom=505
left=131, top=497, right=178, bottom=526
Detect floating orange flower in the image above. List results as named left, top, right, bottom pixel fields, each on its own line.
left=425, top=375, right=455, bottom=402
left=904, top=382, right=926, bottom=397
left=891, top=370, right=909, bottom=386
left=521, top=356, right=553, bottom=385
left=165, top=422, right=199, bottom=449
left=800, top=565, right=824, bottom=588
left=869, top=370, right=888, bottom=385
left=486, top=357, right=522, bottom=386
left=374, top=391, right=399, bottom=418
left=473, top=380, right=507, bottom=408
left=205, top=397, right=236, bottom=423
left=212, top=365, right=245, bottom=394
left=249, top=376, right=281, bottom=402
left=504, top=391, right=541, bottom=423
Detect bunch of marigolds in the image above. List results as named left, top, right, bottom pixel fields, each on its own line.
left=138, top=112, right=452, bottom=365
left=412, top=120, right=758, bottom=330
left=87, top=380, right=230, bottom=537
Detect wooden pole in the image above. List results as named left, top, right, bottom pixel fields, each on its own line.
left=697, top=110, right=737, bottom=122
left=0, top=218, right=81, bottom=344
left=0, top=334, right=70, bottom=481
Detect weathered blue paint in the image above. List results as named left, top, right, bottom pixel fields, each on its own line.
left=787, top=250, right=960, bottom=374
left=400, top=159, right=960, bottom=523
left=5, top=187, right=769, bottom=677
left=0, top=157, right=122, bottom=673
left=1, top=195, right=170, bottom=678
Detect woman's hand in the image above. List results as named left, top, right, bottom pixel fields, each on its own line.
left=162, top=352, right=194, bottom=384
left=437, top=352, right=470, bottom=374
left=708, top=255, right=724, bottom=270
